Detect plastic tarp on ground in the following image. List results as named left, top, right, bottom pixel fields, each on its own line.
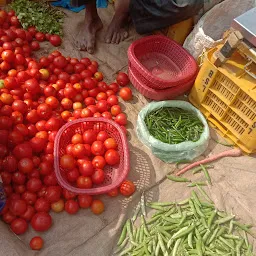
left=1, top=2, right=256, bottom=256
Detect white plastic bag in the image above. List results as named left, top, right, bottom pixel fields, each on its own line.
left=136, top=101, right=210, bottom=163
left=184, top=0, right=256, bottom=59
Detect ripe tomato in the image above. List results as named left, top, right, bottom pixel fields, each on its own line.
left=120, top=180, right=136, bottom=196
left=63, top=189, right=76, bottom=200
left=92, top=169, right=105, bottom=185
left=51, top=199, right=65, bottom=213
left=0, top=93, right=14, bottom=105
left=96, top=92, right=107, bottom=101
left=14, top=124, right=29, bottom=137
left=80, top=108, right=92, bottom=118
left=45, top=117, right=62, bottom=131
left=1, top=171, right=11, bottom=184
left=107, top=188, right=119, bottom=197
left=91, top=199, right=104, bottom=215
left=106, top=90, right=115, bottom=97
left=1, top=50, right=15, bottom=62
left=107, top=95, right=118, bottom=106
left=31, top=212, right=52, bottom=232
left=49, top=35, right=62, bottom=47
left=101, top=111, right=112, bottom=119
left=91, top=141, right=105, bottom=156
left=96, top=100, right=109, bottom=113
left=18, top=158, right=34, bottom=174
left=4, top=76, right=18, bottom=90
left=110, top=105, right=121, bottom=116
left=84, top=77, right=97, bottom=90
left=12, top=172, right=26, bottom=185
left=105, top=149, right=120, bottom=165
left=21, top=191, right=37, bottom=205
left=24, top=78, right=40, bottom=94
left=35, top=32, right=45, bottom=42
left=71, top=133, right=83, bottom=144
left=12, top=100, right=28, bottom=114
left=31, top=41, right=40, bottom=51
left=30, top=137, right=47, bottom=153
left=3, top=155, right=18, bottom=173
left=35, top=198, right=50, bottom=213
left=38, top=161, right=53, bottom=176
left=116, top=72, right=129, bottom=86
left=30, top=236, right=44, bottom=251
left=78, top=194, right=93, bottom=208
left=8, top=130, right=24, bottom=145
left=78, top=160, right=94, bottom=176
left=3, top=211, right=16, bottom=224
left=109, top=82, right=119, bottom=93
left=104, top=138, right=117, bottom=150
left=60, top=155, right=76, bottom=170
left=43, top=172, right=57, bottom=186
left=115, top=113, right=127, bottom=125
left=61, top=98, right=73, bottom=110
left=96, top=131, right=109, bottom=142
left=9, top=199, right=27, bottom=216
left=71, top=144, right=87, bottom=158
left=26, top=109, right=39, bottom=124
left=94, top=71, right=103, bottom=81
left=87, top=64, right=97, bottom=74
left=20, top=205, right=35, bottom=221
left=37, top=103, right=52, bottom=120
left=92, top=156, right=106, bottom=169
left=65, top=199, right=79, bottom=214
left=119, top=87, right=132, bottom=101
left=11, top=218, right=28, bottom=234
left=26, top=178, right=42, bottom=193
left=66, top=168, right=79, bottom=183
left=83, top=129, right=97, bottom=145
left=76, top=176, right=92, bottom=189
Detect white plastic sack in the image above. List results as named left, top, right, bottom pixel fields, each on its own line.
left=184, top=0, right=256, bottom=59
left=136, top=101, right=210, bottom=163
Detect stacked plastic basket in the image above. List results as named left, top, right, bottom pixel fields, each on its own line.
left=128, top=35, right=199, bottom=100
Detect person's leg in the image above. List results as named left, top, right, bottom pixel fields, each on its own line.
left=105, top=0, right=130, bottom=44
left=74, top=0, right=103, bottom=53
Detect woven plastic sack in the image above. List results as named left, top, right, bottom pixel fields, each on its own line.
left=184, top=0, right=256, bottom=59
left=136, top=101, right=210, bottom=163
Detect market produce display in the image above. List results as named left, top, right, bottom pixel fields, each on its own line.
left=0, top=8, right=136, bottom=250
left=145, top=107, right=204, bottom=144
left=115, top=190, right=255, bottom=256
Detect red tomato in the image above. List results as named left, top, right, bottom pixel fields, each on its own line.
left=11, top=111, right=24, bottom=125
left=94, top=71, right=103, bottom=81
left=9, top=199, right=27, bottom=216
left=30, top=137, right=47, bottom=153
left=43, top=172, right=57, bottom=186
left=107, top=188, right=119, bottom=197
left=63, top=189, right=76, bottom=200
left=84, top=97, right=96, bottom=106
left=96, top=100, right=109, bottom=113
left=3, top=155, right=18, bottom=173
left=67, top=168, right=80, bottom=183
left=11, top=218, right=28, bottom=234
left=111, top=105, right=121, bottom=116
left=78, top=194, right=93, bottom=208
left=83, top=129, right=97, bottom=145
left=106, top=90, right=115, bottom=97
left=0, top=93, right=14, bottom=105
left=119, top=87, right=132, bottom=101
left=20, top=205, right=35, bottom=221
left=45, top=117, right=62, bottom=131
left=12, top=172, right=26, bottom=185
left=26, top=109, right=39, bottom=124
left=1, top=105, right=12, bottom=116
left=78, top=160, right=94, bottom=176
left=38, top=161, right=53, bottom=176
left=80, top=57, right=91, bottom=67
left=35, top=32, right=45, bottom=42
left=61, top=98, right=73, bottom=110
left=4, top=77, right=18, bottom=90
left=37, top=103, right=52, bottom=120
left=53, top=56, right=67, bottom=69
left=18, top=158, right=34, bottom=174
left=2, top=211, right=16, bottom=224
left=80, top=108, right=92, bottom=118
left=49, top=35, right=62, bottom=47
left=104, top=138, right=117, bottom=150
left=13, top=124, right=28, bottom=137
left=92, top=156, right=106, bottom=169
left=84, top=77, right=97, bottom=90
left=60, top=155, right=76, bottom=170
left=24, top=78, right=40, bottom=94
left=116, top=72, right=129, bottom=86
left=65, top=199, right=79, bottom=214
left=71, top=133, right=83, bottom=144
left=91, top=169, right=105, bottom=185
left=71, top=144, right=86, bottom=158
left=1, top=171, right=11, bottom=184
left=91, top=199, right=104, bottom=215
left=107, top=95, right=118, bottom=106
left=35, top=198, right=50, bottom=213
left=30, top=236, right=44, bottom=251
left=101, top=111, right=112, bottom=119
left=91, top=141, right=105, bottom=156
left=105, top=149, right=120, bottom=165
left=87, top=64, right=97, bottom=74
left=96, top=92, right=107, bottom=101
left=21, top=191, right=37, bottom=205
left=76, top=176, right=92, bottom=189
left=115, top=113, right=127, bottom=125
left=26, top=178, right=42, bottom=193
left=12, top=100, right=28, bottom=114
left=51, top=199, right=65, bottom=213
left=109, top=82, right=119, bottom=93
left=1, top=50, right=15, bottom=62
left=120, top=180, right=136, bottom=196
left=8, top=130, right=24, bottom=146
left=31, top=212, right=52, bottom=232
left=31, top=41, right=40, bottom=51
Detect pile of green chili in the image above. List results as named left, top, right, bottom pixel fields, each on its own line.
left=114, top=190, right=254, bottom=256
left=145, top=107, right=204, bottom=144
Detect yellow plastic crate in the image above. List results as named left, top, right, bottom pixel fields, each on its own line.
left=189, top=46, right=256, bottom=154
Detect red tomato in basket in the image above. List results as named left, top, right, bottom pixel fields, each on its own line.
left=92, top=156, right=106, bottom=169
left=76, top=176, right=92, bottom=189
left=60, top=155, right=76, bottom=170
left=105, top=149, right=120, bottom=166
left=91, top=169, right=105, bottom=185
left=91, top=141, right=105, bottom=156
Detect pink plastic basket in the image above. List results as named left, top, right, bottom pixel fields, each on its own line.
left=54, top=118, right=130, bottom=195
left=129, top=67, right=196, bottom=101
left=128, top=35, right=198, bottom=90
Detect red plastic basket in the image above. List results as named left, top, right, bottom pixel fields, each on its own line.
left=129, top=67, right=196, bottom=101
left=128, top=35, right=198, bottom=90
left=54, top=118, right=130, bottom=195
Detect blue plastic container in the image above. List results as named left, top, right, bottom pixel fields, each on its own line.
left=0, top=176, right=6, bottom=213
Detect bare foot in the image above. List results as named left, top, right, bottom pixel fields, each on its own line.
left=105, top=0, right=130, bottom=44
left=75, top=2, right=103, bottom=54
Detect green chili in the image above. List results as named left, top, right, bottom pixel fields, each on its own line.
left=166, top=175, right=191, bottom=183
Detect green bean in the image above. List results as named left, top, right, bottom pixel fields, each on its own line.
left=196, top=239, right=203, bottom=256
left=218, top=236, right=235, bottom=250
left=117, top=221, right=128, bottom=246
left=155, top=242, right=160, bottom=256
left=141, top=192, right=147, bottom=217
left=216, top=226, right=227, bottom=237
left=187, top=181, right=207, bottom=187
left=158, top=233, right=167, bottom=254
left=243, top=231, right=249, bottom=247
left=141, top=215, right=150, bottom=236
left=146, top=204, right=167, bottom=211
left=166, top=175, right=191, bottom=183
left=189, top=199, right=199, bottom=218
left=148, top=202, right=174, bottom=207
left=172, top=224, right=196, bottom=240
left=215, top=215, right=235, bottom=225
left=118, top=246, right=132, bottom=256
left=196, top=185, right=213, bottom=203
left=228, top=219, right=234, bottom=234
left=207, top=227, right=220, bottom=245
left=139, top=225, right=144, bottom=243
left=188, top=232, right=194, bottom=248
left=135, top=226, right=140, bottom=242
left=200, top=164, right=212, bottom=185
left=172, top=238, right=182, bottom=256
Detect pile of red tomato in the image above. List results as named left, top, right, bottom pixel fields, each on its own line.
left=0, top=9, right=136, bottom=250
